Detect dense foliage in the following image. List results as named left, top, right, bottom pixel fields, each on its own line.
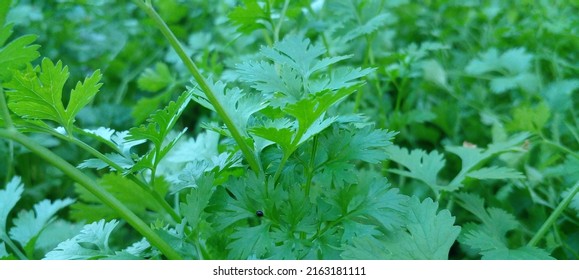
left=0, top=0, right=577, bottom=260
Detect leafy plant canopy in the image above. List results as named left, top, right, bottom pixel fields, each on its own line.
left=0, top=0, right=577, bottom=260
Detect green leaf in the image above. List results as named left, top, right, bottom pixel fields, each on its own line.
left=6, top=59, right=68, bottom=124
left=44, top=219, right=119, bottom=260
left=343, top=197, right=460, bottom=260
left=0, top=24, right=40, bottom=82
left=422, top=59, right=449, bottom=89
left=456, top=193, right=553, bottom=260
left=190, top=80, right=267, bottom=138
left=137, top=62, right=174, bottom=92
left=5, top=58, right=102, bottom=133
left=342, top=13, right=394, bottom=41
left=0, top=176, right=24, bottom=235
left=229, top=0, right=271, bottom=34
left=71, top=174, right=167, bottom=223
left=65, top=69, right=102, bottom=130
left=481, top=246, right=555, bottom=260
left=507, top=102, right=550, bottom=133
left=466, top=48, right=532, bottom=75
left=465, top=48, right=538, bottom=93
left=345, top=174, right=408, bottom=232
left=542, top=79, right=579, bottom=112
left=128, top=91, right=192, bottom=174
left=384, top=197, right=460, bottom=259
left=9, top=198, right=74, bottom=254
left=128, top=90, right=192, bottom=148
left=385, top=145, right=446, bottom=191
left=227, top=222, right=272, bottom=259
left=180, top=174, right=214, bottom=232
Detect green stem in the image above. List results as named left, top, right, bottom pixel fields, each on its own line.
left=542, top=139, right=579, bottom=160
left=272, top=152, right=290, bottom=185
left=132, top=0, right=262, bottom=175
left=0, top=233, right=27, bottom=260
left=0, top=87, right=15, bottom=184
left=0, top=87, right=14, bottom=129
left=273, top=0, right=290, bottom=43
left=528, top=180, right=579, bottom=247
left=66, top=135, right=181, bottom=223
left=0, top=129, right=183, bottom=260
left=304, top=136, right=319, bottom=197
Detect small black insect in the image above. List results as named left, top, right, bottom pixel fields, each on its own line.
left=256, top=210, right=264, bottom=217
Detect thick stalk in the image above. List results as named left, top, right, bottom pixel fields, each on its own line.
left=132, top=0, right=262, bottom=174
left=0, top=129, right=183, bottom=260
left=528, top=180, right=579, bottom=247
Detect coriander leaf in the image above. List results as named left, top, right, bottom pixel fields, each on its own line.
left=0, top=24, right=40, bottom=82
left=227, top=222, right=272, bottom=259
left=65, top=69, right=102, bottom=129
left=6, top=58, right=102, bottom=133
left=249, top=118, right=296, bottom=152
left=128, top=90, right=192, bottom=148
left=343, top=197, right=460, bottom=260
left=180, top=174, right=214, bottom=232
left=465, top=48, right=537, bottom=94
left=229, top=0, right=271, bottom=34
left=6, top=59, right=68, bottom=125
left=0, top=176, right=24, bottom=235
left=481, top=246, right=555, bottom=260
left=9, top=198, right=74, bottom=253
left=345, top=174, right=408, bottom=232
left=190, top=80, right=267, bottom=138
left=385, top=145, right=446, bottom=192
left=137, top=62, right=174, bottom=92
left=383, top=197, right=460, bottom=259
left=542, top=79, right=579, bottom=112
left=44, top=219, right=119, bottom=260
left=342, top=13, right=393, bottom=42
left=507, top=102, right=550, bottom=133
left=456, top=192, right=553, bottom=260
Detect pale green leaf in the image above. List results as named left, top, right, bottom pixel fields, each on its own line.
left=9, top=198, right=75, bottom=249
left=481, top=246, right=555, bottom=260
left=44, top=219, right=119, bottom=260
left=0, top=176, right=24, bottom=234
left=385, top=145, right=446, bottom=190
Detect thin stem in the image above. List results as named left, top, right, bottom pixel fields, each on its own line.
left=0, top=233, right=27, bottom=260
left=528, top=180, right=579, bottom=247
left=272, top=152, right=290, bottom=185
left=0, top=87, right=15, bottom=184
left=66, top=135, right=181, bottom=223
left=0, top=87, right=14, bottom=129
left=132, top=0, right=262, bottom=175
left=273, top=0, right=290, bottom=43
left=541, top=139, right=579, bottom=159
left=0, top=129, right=183, bottom=260
left=304, top=136, right=319, bottom=197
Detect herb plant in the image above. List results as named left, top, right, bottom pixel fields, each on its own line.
left=0, top=0, right=577, bottom=260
